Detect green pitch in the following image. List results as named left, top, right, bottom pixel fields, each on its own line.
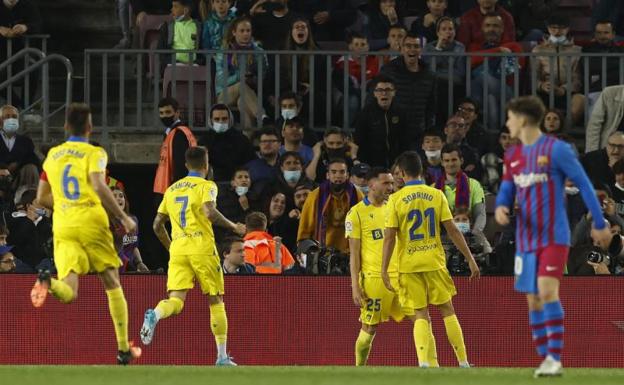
left=2, top=366, right=624, bottom=385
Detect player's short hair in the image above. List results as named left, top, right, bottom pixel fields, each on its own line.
left=613, top=159, right=624, bottom=176
left=441, top=143, right=463, bottom=158
left=158, top=97, right=179, bottom=111
left=365, top=167, right=391, bottom=182
left=506, top=96, right=546, bottom=127
left=245, top=211, right=267, bottom=232
left=185, top=146, right=208, bottom=170
left=219, top=236, right=244, bottom=258
left=66, top=103, right=92, bottom=136
left=395, top=151, right=423, bottom=178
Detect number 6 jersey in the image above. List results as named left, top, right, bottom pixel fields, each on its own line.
left=385, top=180, right=453, bottom=273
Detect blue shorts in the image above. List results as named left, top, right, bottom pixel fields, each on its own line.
left=514, top=246, right=569, bottom=294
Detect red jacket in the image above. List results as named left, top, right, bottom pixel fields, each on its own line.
left=457, top=6, right=516, bottom=48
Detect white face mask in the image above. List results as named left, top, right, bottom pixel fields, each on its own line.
left=235, top=186, right=248, bottom=196
left=425, top=150, right=441, bottom=160
left=549, top=35, right=567, bottom=45
left=454, top=221, right=470, bottom=234
left=281, top=109, right=297, bottom=120
left=283, top=170, right=301, bottom=184
left=213, top=122, right=229, bottom=133
left=615, top=183, right=624, bottom=192
left=564, top=186, right=580, bottom=195
left=3, top=118, right=19, bottom=134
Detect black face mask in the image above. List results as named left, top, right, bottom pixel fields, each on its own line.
left=263, top=2, right=285, bottom=12
left=330, top=182, right=347, bottom=193
left=161, top=115, right=176, bottom=128
left=326, top=147, right=347, bottom=159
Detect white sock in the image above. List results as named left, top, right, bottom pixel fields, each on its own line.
left=154, top=308, right=163, bottom=321
left=217, top=342, right=227, bottom=359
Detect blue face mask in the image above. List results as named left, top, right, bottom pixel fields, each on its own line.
left=213, top=122, right=229, bottom=133
left=235, top=186, right=248, bottom=196
left=454, top=221, right=470, bottom=234
left=3, top=118, right=19, bottom=134
left=283, top=170, right=301, bottom=183
left=359, top=185, right=369, bottom=195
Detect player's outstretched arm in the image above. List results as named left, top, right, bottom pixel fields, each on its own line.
left=381, top=227, right=398, bottom=291
left=153, top=212, right=171, bottom=250
left=89, top=172, right=136, bottom=233
left=35, top=179, right=54, bottom=210
left=442, top=220, right=480, bottom=280
left=203, top=201, right=246, bottom=236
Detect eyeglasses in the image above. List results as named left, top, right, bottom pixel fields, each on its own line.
left=260, top=139, right=280, bottom=144
left=0, top=259, right=15, bottom=265
left=607, top=142, right=624, bottom=151
left=374, top=88, right=395, bottom=94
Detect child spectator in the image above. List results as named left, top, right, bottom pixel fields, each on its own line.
left=202, top=0, right=236, bottom=50
left=158, top=0, right=203, bottom=65
left=110, top=187, right=149, bottom=273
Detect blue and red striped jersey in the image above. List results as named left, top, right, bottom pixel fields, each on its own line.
left=496, top=134, right=605, bottom=252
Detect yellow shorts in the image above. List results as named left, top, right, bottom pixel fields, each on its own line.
left=167, top=253, right=224, bottom=296
left=359, top=273, right=404, bottom=325
left=54, top=226, right=120, bottom=280
left=398, top=268, right=457, bottom=313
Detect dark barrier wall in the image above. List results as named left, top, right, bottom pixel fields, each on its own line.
left=1, top=275, right=622, bottom=367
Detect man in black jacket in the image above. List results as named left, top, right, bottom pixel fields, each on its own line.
left=0, top=105, right=40, bottom=188
left=354, top=75, right=409, bottom=168
left=582, top=21, right=624, bottom=96
left=380, top=32, right=437, bottom=150
left=582, top=131, right=624, bottom=189
left=216, top=166, right=260, bottom=243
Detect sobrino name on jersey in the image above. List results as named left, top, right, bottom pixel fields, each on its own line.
left=401, top=191, right=434, bottom=204
left=513, top=173, right=549, bottom=188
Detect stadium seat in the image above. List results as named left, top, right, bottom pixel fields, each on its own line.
left=162, top=64, right=213, bottom=127
left=138, top=14, right=171, bottom=49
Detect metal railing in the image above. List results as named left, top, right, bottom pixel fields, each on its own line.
left=0, top=48, right=73, bottom=143
left=83, top=48, right=624, bottom=142
left=3, top=35, right=50, bottom=108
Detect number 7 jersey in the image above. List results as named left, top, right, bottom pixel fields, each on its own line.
left=157, top=174, right=219, bottom=256
left=385, top=180, right=453, bottom=273
left=42, top=138, right=110, bottom=229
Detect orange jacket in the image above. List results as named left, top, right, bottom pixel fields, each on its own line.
left=243, top=231, right=295, bottom=274
left=153, top=126, right=197, bottom=194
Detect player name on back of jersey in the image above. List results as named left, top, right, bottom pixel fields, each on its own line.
left=401, top=191, right=434, bottom=204
left=172, top=231, right=204, bottom=241
left=170, top=180, right=198, bottom=191
left=52, top=148, right=86, bottom=160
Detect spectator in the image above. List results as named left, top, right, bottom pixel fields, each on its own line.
left=243, top=211, right=295, bottom=273
left=501, top=0, right=560, bottom=41
left=215, top=166, right=258, bottom=242
left=274, top=92, right=317, bottom=145
left=153, top=97, right=197, bottom=195
left=290, top=0, right=357, bottom=42
left=456, top=97, right=488, bottom=155
left=585, top=85, right=624, bottom=153
left=298, top=158, right=363, bottom=253
left=114, top=0, right=132, bottom=49
left=365, top=0, right=404, bottom=40
left=220, top=236, right=256, bottom=274
left=592, top=0, right=624, bottom=38
left=0, top=219, right=7, bottom=245
left=250, top=0, right=294, bottom=50
left=202, top=0, right=237, bottom=50
left=533, top=13, right=583, bottom=124
left=110, top=187, right=149, bottom=273
left=215, top=16, right=268, bottom=130
left=411, top=0, right=448, bottom=43
left=612, top=159, right=624, bottom=216
left=266, top=191, right=298, bottom=252
left=334, top=33, right=382, bottom=124
left=423, top=16, right=466, bottom=86
left=8, top=187, right=53, bottom=273
left=443, top=115, right=482, bottom=180
left=246, top=128, right=281, bottom=183
left=0, top=105, right=40, bottom=189
left=468, top=13, right=523, bottom=132
left=157, top=0, right=203, bottom=66
left=481, top=126, right=513, bottom=193
left=449, top=205, right=492, bottom=253
left=353, top=75, right=409, bottom=168
left=421, top=129, right=444, bottom=184
left=0, top=245, right=15, bottom=273
left=391, top=161, right=404, bottom=190
left=582, top=131, right=624, bottom=188
left=289, top=182, right=313, bottom=220
left=350, top=163, right=372, bottom=195
left=457, top=0, right=515, bottom=48
left=540, top=108, right=564, bottom=135
left=381, top=24, right=407, bottom=62
left=268, top=151, right=314, bottom=212
left=434, top=144, right=486, bottom=234
left=306, top=128, right=358, bottom=183
left=380, top=32, right=437, bottom=149
left=279, top=118, right=313, bottom=165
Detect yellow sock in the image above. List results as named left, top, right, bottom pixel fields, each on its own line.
left=154, top=297, right=184, bottom=320
left=210, top=302, right=228, bottom=358
left=354, top=329, right=375, bottom=366
left=106, top=287, right=129, bottom=352
left=413, top=319, right=430, bottom=367
left=443, top=314, right=468, bottom=364
left=427, top=322, right=439, bottom=367
left=50, top=279, right=75, bottom=303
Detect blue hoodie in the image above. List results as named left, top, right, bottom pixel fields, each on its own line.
left=202, top=8, right=237, bottom=50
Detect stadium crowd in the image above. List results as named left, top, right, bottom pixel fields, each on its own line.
left=2, top=0, right=624, bottom=276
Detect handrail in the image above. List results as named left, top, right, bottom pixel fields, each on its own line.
left=0, top=51, right=73, bottom=143
left=0, top=47, right=45, bottom=72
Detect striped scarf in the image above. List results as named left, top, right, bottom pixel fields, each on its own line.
left=435, top=171, right=470, bottom=209
left=315, top=180, right=359, bottom=247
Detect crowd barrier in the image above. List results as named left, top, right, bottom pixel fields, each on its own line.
left=2, top=275, right=622, bottom=367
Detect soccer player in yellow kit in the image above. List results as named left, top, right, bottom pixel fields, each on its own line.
left=347, top=167, right=439, bottom=366
left=30, top=103, right=141, bottom=365
left=382, top=151, right=480, bottom=368
left=140, top=146, right=245, bottom=366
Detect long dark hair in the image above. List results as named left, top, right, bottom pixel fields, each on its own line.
left=284, top=17, right=319, bottom=85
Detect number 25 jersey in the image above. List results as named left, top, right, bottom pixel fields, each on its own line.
left=385, top=180, right=453, bottom=273
left=43, top=139, right=109, bottom=230
left=158, top=175, right=218, bottom=256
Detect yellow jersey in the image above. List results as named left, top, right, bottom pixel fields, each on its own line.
left=42, top=137, right=109, bottom=230
left=157, top=173, right=218, bottom=256
left=345, top=197, right=398, bottom=277
left=385, top=180, right=452, bottom=273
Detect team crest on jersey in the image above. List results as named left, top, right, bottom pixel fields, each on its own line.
left=371, top=229, right=383, bottom=240
left=537, top=155, right=549, bottom=167
left=345, top=220, right=353, bottom=232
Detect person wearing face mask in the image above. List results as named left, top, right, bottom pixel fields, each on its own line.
left=7, top=187, right=53, bottom=273
left=199, top=103, right=256, bottom=181
left=265, top=151, right=315, bottom=214
left=153, top=98, right=197, bottom=195
left=215, top=166, right=259, bottom=243
left=306, top=128, right=358, bottom=183
left=0, top=105, right=40, bottom=189
left=449, top=206, right=492, bottom=254
left=273, top=92, right=316, bottom=145
left=354, top=75, right=408, bottom=168
left=421, top=130, right=444, bottom=184
left=350, top=163, right=372, bottom=196
left=298, top=158, right=363, bottom=254
left=157, top=0, right=203, bottom=68
left=532, top=13, right=584, bottom=125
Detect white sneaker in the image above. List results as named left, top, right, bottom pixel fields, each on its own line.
left=534, top=356, right=563, bottom=377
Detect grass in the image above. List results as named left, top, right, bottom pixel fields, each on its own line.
left=2, top=366, right=624, bottom=385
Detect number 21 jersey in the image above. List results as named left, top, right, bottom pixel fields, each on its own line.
left=385, top=180, right=453, bottom=273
